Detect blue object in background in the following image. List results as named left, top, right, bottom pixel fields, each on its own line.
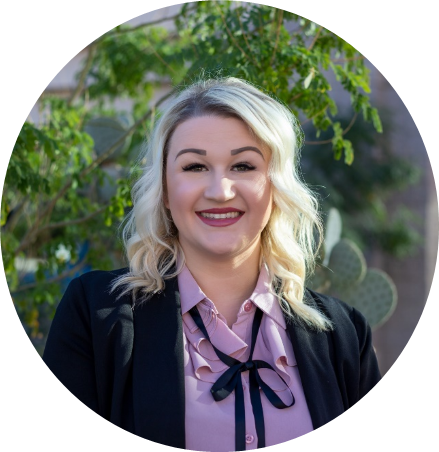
left=15, top=240, right=93, bottom=294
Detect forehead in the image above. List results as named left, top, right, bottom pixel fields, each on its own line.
left=168, top=116, right=263, bottom=153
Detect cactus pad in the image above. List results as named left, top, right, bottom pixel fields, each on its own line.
left=328, top=238, right=367, bottom=288
left=340, top=269, right=398, bottom=329
left=323, top=208, right=342, bottom=266
left=307, top=266, right=331, bottom=292
left=84, top=117, right=130, bottom=160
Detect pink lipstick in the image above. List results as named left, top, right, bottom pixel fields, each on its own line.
left=196, top=208, right=244, bottom=227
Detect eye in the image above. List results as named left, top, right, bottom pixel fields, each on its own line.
left=232, top=162, right=256, bottom=172
left=182, top=163, right=207, bottom=172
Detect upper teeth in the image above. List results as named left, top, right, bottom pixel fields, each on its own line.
left=200, top=212, right=240, bottom=219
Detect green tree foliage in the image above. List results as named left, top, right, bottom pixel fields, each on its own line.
left=1, top=1, right=417, bottom=352
left=301, top=111, right=421, bottom=258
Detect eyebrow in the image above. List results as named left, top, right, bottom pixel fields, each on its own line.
left=174, top=148, right=206, bottom=160
left=174, top=146, right=264, bottom=160
left=231, top=146, right=264, bottom=160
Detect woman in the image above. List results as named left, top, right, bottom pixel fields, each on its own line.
left=43, top=77, right=381, bottom=451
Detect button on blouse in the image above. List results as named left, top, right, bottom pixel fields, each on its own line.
left=245, top=434, right=254, bottom=444
left=244, top=301, right=253, bottom=312
left=178, top=265, right=313, bottom=452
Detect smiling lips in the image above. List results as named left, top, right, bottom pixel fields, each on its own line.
left=196, top=208, right=244, bottom=227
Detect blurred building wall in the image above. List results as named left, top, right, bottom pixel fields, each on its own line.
left=370, top=73, right=438, bottom=374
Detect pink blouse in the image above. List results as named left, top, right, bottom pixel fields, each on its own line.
left=178, top=265, right=313, bottom=451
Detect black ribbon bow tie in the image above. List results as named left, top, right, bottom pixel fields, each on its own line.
left=189, top=305, right=295, bottom=451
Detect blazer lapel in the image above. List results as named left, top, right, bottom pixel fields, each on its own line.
left=286, top=318, right=345, bottom=429
left=132, top=276, right=186, bottom=448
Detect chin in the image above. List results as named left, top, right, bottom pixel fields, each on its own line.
left=205, top=246, right=242, bottom=258
left=189, top=238, right=239, bottom=256
left=204, top=242, right=254, bottom=260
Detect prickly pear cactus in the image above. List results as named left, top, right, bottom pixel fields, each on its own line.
left=306, top=265, right=331, bottom=293
left=328, top=239, right=367, bottom=289
left=84, top=117, right=131, bottom=161
left=338, top=269, right=397, bottom=328
left=308, top=208, right=398, bottom=329
left=323, top=208, right=342, bottom=266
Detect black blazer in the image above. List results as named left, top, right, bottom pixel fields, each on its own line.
left=43, top=268, right=381, bottom=448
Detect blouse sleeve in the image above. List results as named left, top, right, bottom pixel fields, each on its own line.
left=43, top=277, right=99, bottom=413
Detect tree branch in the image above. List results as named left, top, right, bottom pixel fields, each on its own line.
left=300, top=103, right=329, bottom=126
left=103, top=4, right=197, bottom=38
left=270, top=10, right=284, bottom=66
left=63, top=2, right=196, bottom=104
left=15, top=89, right=175, bottom=255
left=215, top=3, right=259, bottom=68
left=236, top=9, right=254, bottom=60
left=290, top=92, right=304, bottom=103
left=3, top=197, right=29, bottom=233
left=37, top=205, right=108, bottom=233
left=68, top=42, right=97, bottom=106
left=12, top=260, right=87, bottom=293
left=308, top=25, right=323, bottom=51
left=331, top=55, right=365, bottom=63
left=288, top=25, right=306, bottom=44
left=143, top=40, right=176, bottom=75
left=305, top=112, right=358, bottom=145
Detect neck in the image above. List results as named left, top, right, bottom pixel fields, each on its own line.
left=183, top=245, right=262, bottom=327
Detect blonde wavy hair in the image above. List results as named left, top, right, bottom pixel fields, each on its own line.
left=112, top=77, right=331, bottom=330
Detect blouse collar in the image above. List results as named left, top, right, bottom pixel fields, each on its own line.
left=178, top=264, right=286, bottom=330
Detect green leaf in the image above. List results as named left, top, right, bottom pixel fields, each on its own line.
left=343, top=139, right=354, bottom=165
left=370, top=108, right=383, bottom=133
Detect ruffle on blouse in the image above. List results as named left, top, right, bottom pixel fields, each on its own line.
left=183, top=299, right=297, bottom=396
left=183, top=300, right=249, bottom=383
left=255, top=315, right=297, bottom=392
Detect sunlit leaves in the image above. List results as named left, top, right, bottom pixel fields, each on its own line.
left=173, top=1, right=382, bottom=152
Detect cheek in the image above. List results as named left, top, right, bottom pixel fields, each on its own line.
left=242, top=177, right=273, bottom=225
left=165, top=164, right=183, bottom=209
left=258, top=179, right=273, bottom=223
left=251, top=174, right=272, bottom=203
left=165, top=175, right=199, bottom=215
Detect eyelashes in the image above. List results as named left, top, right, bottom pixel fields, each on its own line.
left=181, top=162, right=256, bottom=172
left=233, top=162, right=256, bottom=172
left=181, top=163, right=205, bottom=172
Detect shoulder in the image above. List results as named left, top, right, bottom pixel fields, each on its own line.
left=62, top=267, right=131, bottom=312
left=301, top=290, right=381, bottom=404
left=305, top=288, right=355, bottom=320
left=305, top=288, right=371, bottom=345
left=76, top=267, right=129, bottom=286
left=75, top=267, right=129, bottom=291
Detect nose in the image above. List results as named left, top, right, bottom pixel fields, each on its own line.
left=204, top=174, right=235, bottom=202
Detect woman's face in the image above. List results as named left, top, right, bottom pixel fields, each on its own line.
left=165, top=115, right=273, bottom=263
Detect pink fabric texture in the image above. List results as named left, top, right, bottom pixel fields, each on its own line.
left=178, top=265, right=313, bottom=451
